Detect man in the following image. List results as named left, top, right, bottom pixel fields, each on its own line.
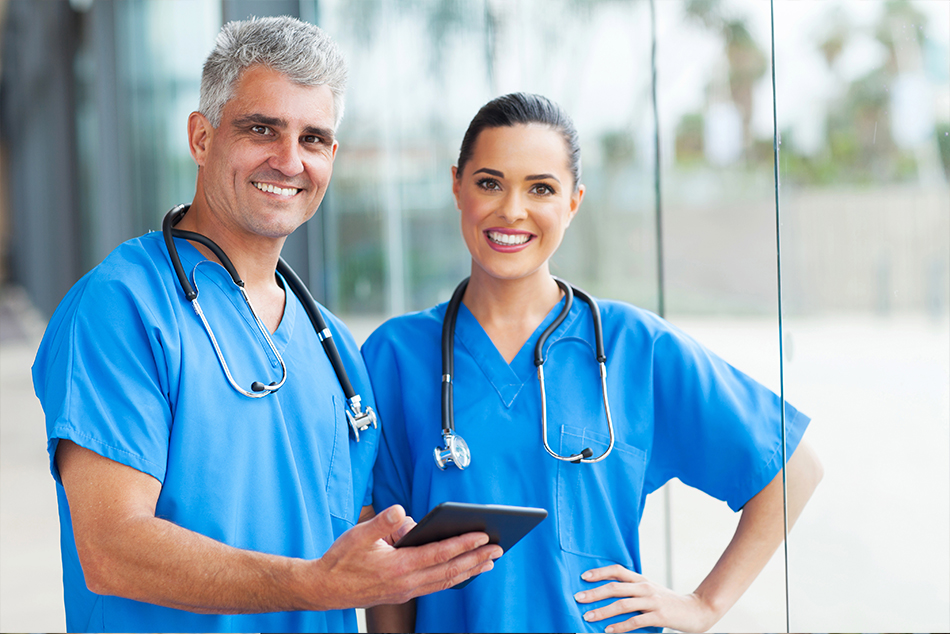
left=32, top=16, right=500, bottom=633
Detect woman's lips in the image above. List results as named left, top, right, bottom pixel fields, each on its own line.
left=484, top=229, right=534, bottom=252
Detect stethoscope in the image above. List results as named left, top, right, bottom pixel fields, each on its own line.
left=161, top=204, right=377, bottom=441
left=434, top=276, right=615, bottom=470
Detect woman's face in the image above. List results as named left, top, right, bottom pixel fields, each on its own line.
left=452, top=124, right=584, bottom=284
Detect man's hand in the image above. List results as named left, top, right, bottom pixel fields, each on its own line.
left=307, top=505, right=502, bottom=610
left=58, top=441, right=501, bottom=615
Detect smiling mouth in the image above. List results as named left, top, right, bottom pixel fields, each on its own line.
left=486, top=230, right=533, bottom=246
left=253, top=182, right=300, bottom=197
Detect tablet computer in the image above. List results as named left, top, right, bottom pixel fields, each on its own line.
left=394, top=502, right=547, bottom=588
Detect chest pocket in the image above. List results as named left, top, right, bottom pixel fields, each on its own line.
left=556, top=425, right=647, bottom=565
left=326, top=395, right=354, bottom=525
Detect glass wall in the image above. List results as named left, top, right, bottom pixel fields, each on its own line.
left=5, top=0, right=945, bottom=630
left=774, top=1, right=949, bottom=631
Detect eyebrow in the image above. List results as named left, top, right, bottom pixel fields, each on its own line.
left=233, top=114, right=335, bottom=142
left=472, top=167, right=561, bottom=183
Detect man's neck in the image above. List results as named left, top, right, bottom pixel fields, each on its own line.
left=176, top=199, right=286, bottom=293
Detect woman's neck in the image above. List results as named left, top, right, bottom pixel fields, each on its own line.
left=462, top=266, right=563, bottom=364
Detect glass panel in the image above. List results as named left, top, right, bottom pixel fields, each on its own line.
left=650, top=1, right=787, bottom=630
left=319, top=0, right=658, bottom=315
left=73, top=0, right=220, bottom=267
left=774, top=1, right=950, bottom=631
left=322, top=0, right=789, bottom=629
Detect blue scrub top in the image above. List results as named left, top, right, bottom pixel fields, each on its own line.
left=33, top=231, right=379, bottom=633
left=363, top=295, right=810, bottom=634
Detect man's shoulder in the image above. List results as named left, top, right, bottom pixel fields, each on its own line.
left=84, top=232, right=170, bottom=288
left=46, top=233, right=175, bottom=332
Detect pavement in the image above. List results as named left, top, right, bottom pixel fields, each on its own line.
left=2, top=284, right=948, bottom=632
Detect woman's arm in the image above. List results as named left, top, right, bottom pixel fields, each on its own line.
left=367, top=600, right=417, bottom=633
left=575, top=439, right=823, bottom=633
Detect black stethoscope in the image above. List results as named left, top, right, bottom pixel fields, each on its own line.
left=161, top=204, right=377, bottom=441
left=434, top=276, right=615, bottom=470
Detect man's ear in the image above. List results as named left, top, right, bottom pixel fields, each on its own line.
left=188, top=111, right=214, bottom=166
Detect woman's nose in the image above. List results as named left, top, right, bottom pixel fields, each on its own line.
left=269, top=137, right=304, bottom=176
left=497, top=192, right=528, bottom=224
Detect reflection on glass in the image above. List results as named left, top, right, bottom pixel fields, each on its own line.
left=325, top=0, right=792, bottom=630
left=774, top=1, right=949, bottom=632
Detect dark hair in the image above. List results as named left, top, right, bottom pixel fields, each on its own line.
left=456, top=92, right=582, bottom=191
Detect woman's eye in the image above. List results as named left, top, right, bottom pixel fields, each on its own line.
left=477, top=178, right=501, bottom=191
left=532, top=183, right=555, bottom=195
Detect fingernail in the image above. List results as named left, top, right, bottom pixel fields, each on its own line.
left=605, top=627, right=615, bottom=633
left=581, top=571, right=593, bottom=580
left=574, top=591, right=586, bottom=601
left=583, top=611, right=594, bottom=622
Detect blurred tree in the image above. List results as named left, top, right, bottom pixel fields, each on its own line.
left=684, top=0, right=767, bottom=161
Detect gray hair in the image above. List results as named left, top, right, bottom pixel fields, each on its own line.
left=199, top=16, right=348, bottom=130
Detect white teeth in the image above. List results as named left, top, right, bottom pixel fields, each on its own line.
left=254, top=182, right=299, bottom=197
left=488, top=231, right=530, bottom=246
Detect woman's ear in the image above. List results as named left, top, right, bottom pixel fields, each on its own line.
left=451, top=166, right=462, bottom=210
left=188, top=111, right=214, bottom=166
left=566, top=183, right=585, bottom=227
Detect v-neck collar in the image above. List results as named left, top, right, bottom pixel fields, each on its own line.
left=169, top=235, right=296, bottom=353
left=449, top=295, right=581, bottom=408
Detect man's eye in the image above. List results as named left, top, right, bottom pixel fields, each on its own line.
left=251, top=125, right=270, bottom=135
left=303, top=135, right=323, bottom=144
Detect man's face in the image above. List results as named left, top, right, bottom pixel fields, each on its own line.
left=190, top=65, right=338, bottom=242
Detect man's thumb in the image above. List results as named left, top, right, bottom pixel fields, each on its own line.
left=366, top=504, right=406, bottom=538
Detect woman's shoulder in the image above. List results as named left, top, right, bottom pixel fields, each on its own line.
left=595, top=297, right=674, bottom=336
left=362, top=303, right=446, bottom=356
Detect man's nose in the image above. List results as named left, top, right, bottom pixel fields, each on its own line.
left=268, top=137, right=304, bottom=176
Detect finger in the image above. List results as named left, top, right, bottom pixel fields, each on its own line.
left=361, top=505, right=408, bottom=543
left=406, top=547, right=499, bottom=598
left=603, top=613, right=655, bottom=634
left=581, top=597, right=653, bottom=624
left=392, top=517, right=416, bottom=542
left=381, top=515, right=416, bottom=547
left=574, top=581, right=640, bottom=604
left=400, top=541, right=502, bottom=597
left=404, top=530, right=497, bottom=569
left=581, top=564, right=642, bottom=583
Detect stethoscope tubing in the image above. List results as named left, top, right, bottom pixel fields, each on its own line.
left=439, top=276, right=615, bottom=467
left=161, top=205, right=376, bottom=437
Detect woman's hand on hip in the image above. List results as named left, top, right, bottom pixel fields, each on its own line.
left=573, top=564, right=719, bottom=633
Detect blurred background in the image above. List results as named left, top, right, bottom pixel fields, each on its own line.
left=1, top=0, right=947, bottom=631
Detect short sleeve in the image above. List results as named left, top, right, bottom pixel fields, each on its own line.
left=362, top=324, right=415, bottom=513
left=33, top=263, right=175, bottom=484
left=645, top=324, right=810, bottom=511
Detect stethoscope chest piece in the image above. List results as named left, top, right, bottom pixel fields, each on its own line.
left=434, top=431, right=471, bottom=470
left=163, top=205, right=377, bottom=441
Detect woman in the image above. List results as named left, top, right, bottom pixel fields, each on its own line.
left=362, top=93, right=822, bottom=633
